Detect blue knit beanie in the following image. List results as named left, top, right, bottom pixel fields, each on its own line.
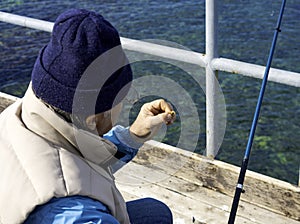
left=31, top=9, right=132, bottom=117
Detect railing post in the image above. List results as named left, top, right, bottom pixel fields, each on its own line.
left=205, top=0, right=219, bottom=158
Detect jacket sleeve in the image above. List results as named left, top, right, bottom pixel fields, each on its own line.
left=103, top=125, right=143, bottom=172
left=24, top=196, right=120, bottom=224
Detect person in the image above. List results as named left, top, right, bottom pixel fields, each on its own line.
left=0, top=9, right=175, bottom=224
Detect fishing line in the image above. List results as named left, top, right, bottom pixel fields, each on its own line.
left=228, top=0, right=286, bottom=223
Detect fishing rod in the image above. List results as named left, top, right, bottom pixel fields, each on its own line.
left=228, top=0, right=287, bottom=223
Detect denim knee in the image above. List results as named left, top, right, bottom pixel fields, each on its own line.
left=126, top=197, right=173, bottom=224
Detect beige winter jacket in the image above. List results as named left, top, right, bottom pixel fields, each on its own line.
left=0, top=85, right=130, bottom=224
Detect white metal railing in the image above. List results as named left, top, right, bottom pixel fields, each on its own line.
left=206, top=0, right=219, bottom=157
left=0, top=6, right=300, bottom=159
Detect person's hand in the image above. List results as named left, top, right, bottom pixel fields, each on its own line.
left=129, top=99, right=176, bottom=142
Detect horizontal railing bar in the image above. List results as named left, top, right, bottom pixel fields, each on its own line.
left=212, top=58, right=300, bottom=88
left=121, top=37, right=206, bottom=67
left=0, top=11, right=300, bottom=87
left=0, top=11, right=53, bottom=32
left=0, top=11, right=207, bottom=67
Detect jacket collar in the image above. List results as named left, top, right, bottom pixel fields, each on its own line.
left=21, top=83, right=118, bottom=167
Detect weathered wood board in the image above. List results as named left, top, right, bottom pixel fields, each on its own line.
left=116, top=141, right=300, bottom=223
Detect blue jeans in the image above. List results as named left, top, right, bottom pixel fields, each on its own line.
left=127, top=198, right=173, bottom=224
left=24, top=196, right=173, bottom=224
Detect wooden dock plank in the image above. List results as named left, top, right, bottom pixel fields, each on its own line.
left=0, top=92, right=18, bottom=113
left=128, top=141, right=300, bottom=221
left=116, top=161, right=299, bottom=224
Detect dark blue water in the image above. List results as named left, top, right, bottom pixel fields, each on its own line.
left=0, top=0, right=299, bottom=184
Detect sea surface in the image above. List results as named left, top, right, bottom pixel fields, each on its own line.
left=0, top=0, right=299, bottom=184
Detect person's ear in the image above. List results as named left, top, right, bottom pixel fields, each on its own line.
left=85, top=114, right=97, bottom=131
